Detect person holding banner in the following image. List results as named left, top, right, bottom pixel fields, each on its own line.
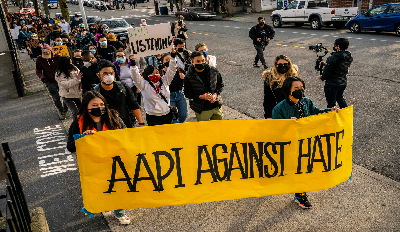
left=129, top=47, right=177, bottom=126
left=272, top=76, right=339, bottom=209
left=184, top=51, right=224, bottom=121
left=263, top=55, right=299, bottom=119
left=66, top=90, right=131, bottom=225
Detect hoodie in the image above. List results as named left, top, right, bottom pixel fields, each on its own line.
left=321, top=50, right=353, bottom=86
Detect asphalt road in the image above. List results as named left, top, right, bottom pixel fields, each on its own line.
left=57, top=0, right=400, bottom=188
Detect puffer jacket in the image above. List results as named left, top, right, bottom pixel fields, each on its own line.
left=272, top=97, right=330, bottom=119
left=55, top=69, right=82, bottom=99
left=321, top=50, right=353, bottom=86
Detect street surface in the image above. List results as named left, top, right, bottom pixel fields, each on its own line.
left=1, top=1, right=399, bottom=231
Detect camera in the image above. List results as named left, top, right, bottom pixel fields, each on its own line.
left=309, top=43, right=329, bottom=74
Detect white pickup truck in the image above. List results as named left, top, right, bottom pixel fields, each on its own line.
left=270, top=0, right=358, bottom=29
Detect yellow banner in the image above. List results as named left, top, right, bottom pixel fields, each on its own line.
left=52, top=45, right=70, bottom=57
left=76, top=106, right=353, bottom=213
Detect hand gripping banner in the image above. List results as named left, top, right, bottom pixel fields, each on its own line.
left=76, top=106, right=353, bottom=213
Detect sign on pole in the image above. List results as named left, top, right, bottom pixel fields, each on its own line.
left=127, top=23, right=173, bottom=58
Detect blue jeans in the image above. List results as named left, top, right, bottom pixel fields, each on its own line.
left=170, top=90, right=188, bottom=124
left=324, top=84, right=347, bottom=109
left=114, top=209, right=125, bottom=217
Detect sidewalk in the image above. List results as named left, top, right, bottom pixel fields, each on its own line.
left=2, top=39, right=400, bottom=232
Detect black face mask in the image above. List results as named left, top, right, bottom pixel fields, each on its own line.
left=74, top=57, right=82, bottom=63
left=195, top=63, right=207, bottom=70
left=88, top=107, right=106, bottom=117
left=163, top=62, right=169, bottom=67
left=291, top=89, right=304, bottom=100
left=259, top=21, right=265, bottom=26
left=276, top=65, right=289, bottom=74
left=177, top=48, right=184, bottom=53
left=333, top=46, right=338, bottom=51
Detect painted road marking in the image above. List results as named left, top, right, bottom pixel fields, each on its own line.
left=198, top=33, right=202, bottom=34
left=333, top=36, right=338, bottom=37
left=381, top=40, right=387, bottom=42
left=200, top=24, right=205, bottom=25
left=347, top=37, right=352, bottom=38
left=370, top=39, right=376, bottom=40
left=311, top=34, right=316, bottom=35
left=356, top=38, right=362, bottom=39
left=280, top=31, right=285, bottom=32
left=192, top=32, right=196, bottom=33
left=34, top=125, right=77, bottom=178
left=301, top=33, right=307, bottom=34
left=234, top=27, right=240, bottom=28
left=292, top=32, right=298, bottom=33
left=204, top=34, right=209, bottom=35
left=210, top=25, right=215, bottom=26
left=224, top=26, right=230, bottom=27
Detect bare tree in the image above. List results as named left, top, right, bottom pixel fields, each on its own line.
left=33, top=0, right=40, bottom=17
left=59, top=0, right=70, bottom=23
left=43, top=0, right=50, bottom=16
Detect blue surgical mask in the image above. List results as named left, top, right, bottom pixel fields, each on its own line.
left=90, top=49, right=96, bottom=55
left=202, top=51, right=208, bottom=58
left=56, top=42, right=63, bottom=46
left=62, top=20, right=65, bottom=23
left=117, top=57, right=126, bottom=64
left=100, top=41, right=107, bottom=47
left=75, top=18, right=79, bottom=21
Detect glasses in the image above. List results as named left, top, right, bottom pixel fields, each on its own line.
left=116, top=55, right=125, bottom=58
left=82, top=57, right=94, bottom=62
left=277, top=63, right=289, bottom=67
left=100, top=71, right=115, bottom=76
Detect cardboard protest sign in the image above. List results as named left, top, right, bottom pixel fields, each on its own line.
left=127, top=23, right=173, bottom=58
left=75, top=106, right=353, bottom=213
left=52, top=45, right=69, bottom=57
left=37, top=26, right=52, bottom=38
left=25, top=39, right=40, bottom=48
left=10, top=26, right=21, bottom=40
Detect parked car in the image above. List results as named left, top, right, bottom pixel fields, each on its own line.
left=87, top=15, right=102, bottom=24
left=87, top=0, right=94, bottom=7
left=99, top=18, right=134, bottom=43
left=93, top=1, right=101, bottom=8
left=346, top=3, right=400, bottom=36
left=271, top=0, right=358, bottom=29
left=17, top=8, right=40, bottom=16
left=83, top=0, right=88, bottom=6
left=175, top=7, right=217, bottom=20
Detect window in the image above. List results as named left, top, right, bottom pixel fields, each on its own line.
left=286, top=1, right=298, bottom=9
left=369, top=5, right=388, bottom=15
left=298, top=1, right=305, bottom=9
left=388, top=4, right=400, bottom=13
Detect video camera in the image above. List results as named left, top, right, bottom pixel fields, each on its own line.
left=309, top=43, right=329, bottom=75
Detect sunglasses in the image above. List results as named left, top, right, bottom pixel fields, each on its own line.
left=277, top=63, right=289, bottom=67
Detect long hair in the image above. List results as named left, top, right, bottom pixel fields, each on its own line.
left=77, top=90, right=121, bottom=132
left=262, top=55, right=299, bottom=89
left=56, top=56, right=76, bottom=78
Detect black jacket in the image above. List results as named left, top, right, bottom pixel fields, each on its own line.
left=184, top=65, right=224, bottom=114
left=80, top=59, right=121, bottom=93
left=249, top=24, right=275, bottom=46
left=321, top=50, right=353, bottom=86
left=263, top=79, right=284, bottom=119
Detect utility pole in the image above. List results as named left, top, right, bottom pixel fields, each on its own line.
left=78, top=0, right=88, bottom=28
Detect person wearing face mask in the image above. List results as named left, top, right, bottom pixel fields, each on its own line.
left=262, top=55, right=299, bottom=119
left=171, top=15, right=188, bottom=45
left=27, top=33, right=44, bottom=62
left=93, top=61, right=143, bottom=128
left=44, top=25, right=61, bottom=47
left=95, top=24, right=109, bottom=43
left=97, top=34, right=116, bottom=62
left=88, top=24, right=97, bottom=35
left=18, top=26, right=29, bottom=52
left=113, top=50, right=142, bottom=106
left=174, top=39, right=191, bottom=72
left=319, top=38, right=353, bottom=109
left=55, top=56, right=82, bottom=118
left=72, top=49, right=84, bottom=69
left=58, top=16, right=70, bottom=33
left=81, top=50, right=101, bottom=93
left=76, top=28, right=96, bottom=50
left=184, top=51, right=224, bottom=121
left=129, top=47, right=177, bottom=126
left=107, top=33, right=124, bottom=50
left=194, top=42, right=216, bottom=68
left=249, top=17, right=275, bottom=69
left=87, top=44, right=99, bottom=58
left=70, top=14, right=83, bottom=29
left=36, top=45, right=68, bottom=119
left=66, top=90, right=131, bottom=225
left=159, top=53, right=187, bottom=123
left=61, top=33, right=76, bottom=50
left=271, top=76, right=338, bottom=209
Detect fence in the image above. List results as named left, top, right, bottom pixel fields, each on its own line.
left=1, top=143, right=32, bottom=232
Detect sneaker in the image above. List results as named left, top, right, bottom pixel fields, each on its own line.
left=116, top=215, right=130, bottom=225
left=59, top=112, right=66, bottom=120
left=102, top=211, right=113, bottom=216
left=253, top=63, right=260, bottom=68
left=263, top=65, right=268, bottom=69
left=294, top=193, right=312, bottom=209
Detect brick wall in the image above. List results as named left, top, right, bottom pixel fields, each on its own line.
left=330, top=0, right=400, bottom=12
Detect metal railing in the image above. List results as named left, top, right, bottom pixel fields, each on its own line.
left=1, top=143, right=32, bottom=232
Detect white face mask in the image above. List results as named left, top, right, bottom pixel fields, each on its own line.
left=83, top=61, right=91, bottom=68
left=102, top=74, right=115, bottom=85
